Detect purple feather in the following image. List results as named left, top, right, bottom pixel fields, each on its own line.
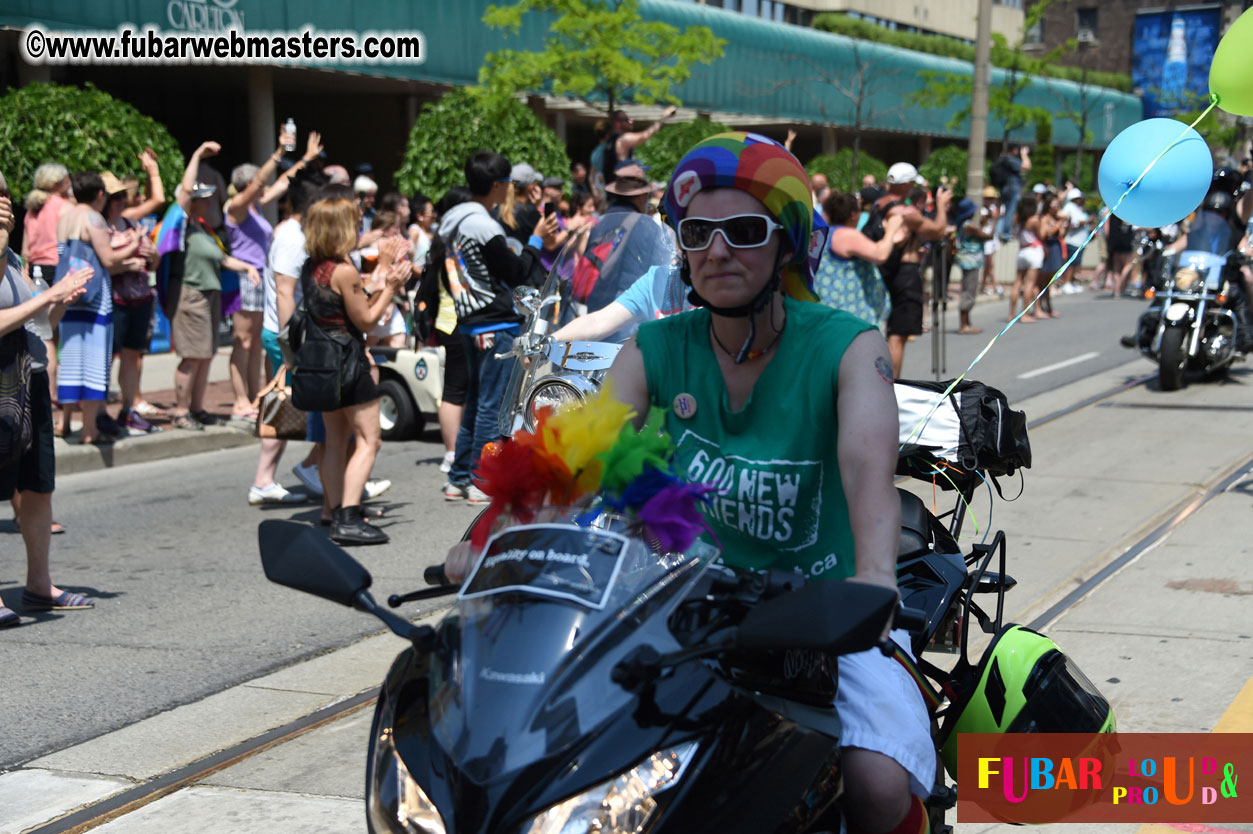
left=637, top=483, right=715, bottom=553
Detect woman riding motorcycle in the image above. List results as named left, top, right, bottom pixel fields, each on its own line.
left=605, top=133, right=934, bottom=834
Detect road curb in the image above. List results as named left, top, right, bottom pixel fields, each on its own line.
left=54, top=425, right=259, bottom=477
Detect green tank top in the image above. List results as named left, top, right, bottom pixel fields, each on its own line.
left=636, top=297, right=875, bottom=581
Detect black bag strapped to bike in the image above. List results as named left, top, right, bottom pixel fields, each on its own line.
left=895, top=378, right=1032, bottom=483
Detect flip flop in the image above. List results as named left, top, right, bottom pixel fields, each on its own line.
left=0, top=606, right=19, bottom=627
left=21, top=589, right=94, bottom=611
left=11, top=520, right=66, bottom=534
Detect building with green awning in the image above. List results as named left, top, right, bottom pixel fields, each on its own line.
left=0, top=0, right=1141, bottom=187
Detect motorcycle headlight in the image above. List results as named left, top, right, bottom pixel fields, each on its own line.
left=368, top=701, right=447, bottom=834
left=526, top=380, right=582, bottom=426
left=1175, top=267, right=1201, bottom=290
left=522, top=742, right=698, bottom=834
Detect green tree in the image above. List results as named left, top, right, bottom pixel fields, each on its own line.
left=910, top=1, right=1069, bottom=152
left=0, top=82, right=183, bottom=204
left=919, top=145, right=969, bottom=196
left=478, top=0, right=725, bottom=116
left=806, top=149, right=887, bottom=193
left=634, top=117, right=730, bottom=183
left=394, top=89, right=571, bottom=199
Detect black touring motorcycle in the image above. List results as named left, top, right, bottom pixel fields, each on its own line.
left=259, top=222, right=1114, bottom=834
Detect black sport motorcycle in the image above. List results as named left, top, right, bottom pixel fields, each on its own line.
left=259, top=449, right=1034, bottom=834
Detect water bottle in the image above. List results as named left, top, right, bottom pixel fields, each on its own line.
left=282, top=118, right=297, bottom=153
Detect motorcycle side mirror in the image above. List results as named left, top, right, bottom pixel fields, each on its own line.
left=735, top=580, right=897, bottom=655
left=259, top=520, right=434, bottom=646
left=259, top=520, right=371, bottom=607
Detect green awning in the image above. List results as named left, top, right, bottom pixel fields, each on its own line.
left=1, top=0, right=1140, bottom=147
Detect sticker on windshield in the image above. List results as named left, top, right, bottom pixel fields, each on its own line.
left=459, top=524, right=628, bottom=610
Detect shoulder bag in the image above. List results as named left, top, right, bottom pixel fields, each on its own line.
left=255, top=365, right=307, bottom=439
left=0, top=329, right=33, bottom=470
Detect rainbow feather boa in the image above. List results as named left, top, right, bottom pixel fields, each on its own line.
left=472, top=379, right=714, bottom=550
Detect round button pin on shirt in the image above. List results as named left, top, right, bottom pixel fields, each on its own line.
left=673, top=393, right=697, bottom=420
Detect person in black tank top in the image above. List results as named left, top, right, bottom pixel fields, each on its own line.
left=302, top=195, right=411, bottom=545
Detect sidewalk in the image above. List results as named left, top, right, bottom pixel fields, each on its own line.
left=55, top=346, right=259, bottom=476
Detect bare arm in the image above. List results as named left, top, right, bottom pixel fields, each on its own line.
left=333, top=261, right=406, bottom=333
left=836, top=331, right=902, bottom=597
left=0, top=264, right=91, bottom=337
left=221, top=254, right=261, bottom=286
left=903, top=190, right=952, bottom=242
left=831, top=215, right=903, bottom=264
left=551, top=301, right=636, bottom=342
left=617, top=105, right=676, bottom=156
left=178, top=141, right=219, bottom=213
left=604, top=336, right=651, bottom=431
left=123, top=151, right=165, bottom=220
left=85, top=211, right=140, bottom=269
left=275, top=273, right=298, bottom=329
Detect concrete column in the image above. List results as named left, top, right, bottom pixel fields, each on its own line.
left=247, top=66, right=277, bottom=223
left=821, top=126, right=837, bottom=155
left=405, top=95, right=420, bottom=133
left=554, top=110, right=567, bottom=144
left=917, top=135, right=932, bottom=161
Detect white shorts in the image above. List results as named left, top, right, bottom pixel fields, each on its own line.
left=1016, top=245, right=1044, bottom=271
left=983, top=238, right=999, bottom=255
left=835, top=629, right=937, bottom=798
left=370, top=305, right=407, bottom=340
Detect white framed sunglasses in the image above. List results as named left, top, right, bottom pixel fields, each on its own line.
left=677, top=214, right=784, bottom=251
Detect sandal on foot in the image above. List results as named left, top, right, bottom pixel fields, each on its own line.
left=11, top=520, right=66, bottom=534
left=0, top=606, right=19, bottom=627
left=191, top=410, right=220, bottom=426
left=22, top=589, right=94, bottom=611
left=171, top=413, right=206, bottom=431
left=79, top=434, right=116, bottom=445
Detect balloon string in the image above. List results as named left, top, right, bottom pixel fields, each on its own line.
left=900, top=97, right=1220, bottom=453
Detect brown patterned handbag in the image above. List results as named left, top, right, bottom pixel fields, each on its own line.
left=255, top=366, right=307, bottom=440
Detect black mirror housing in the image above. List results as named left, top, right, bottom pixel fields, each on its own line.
left=259, top=520, right=373, bottom=608
left=736, top=580, right=897, bottom=655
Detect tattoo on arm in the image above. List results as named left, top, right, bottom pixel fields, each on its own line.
left=875, top=356, right=895, bottom=384
left=87, top=212, right=106, bottom=230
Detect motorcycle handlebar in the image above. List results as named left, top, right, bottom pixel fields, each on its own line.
left=895, top=605, right=928, bottom=633
left=425, top=565, right=450, bottom=586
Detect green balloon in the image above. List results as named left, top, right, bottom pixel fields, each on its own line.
left=1211, top=8, right=1253, bottom=116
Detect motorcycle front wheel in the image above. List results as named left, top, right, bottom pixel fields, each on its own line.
left=1159, top=327, right=1188, bottom=391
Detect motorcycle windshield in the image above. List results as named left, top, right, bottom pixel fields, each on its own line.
left=1168, top=250, right=1228, bottom=290
left=428, top=507, right=718, bottom=784
left=538, top=211, right=682, bottom=341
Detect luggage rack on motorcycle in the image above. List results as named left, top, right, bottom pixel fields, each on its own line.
left=892, top=446, right=1017, bottom=716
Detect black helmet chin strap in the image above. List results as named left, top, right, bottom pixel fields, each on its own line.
left=681, top=247, right=789, bottom=364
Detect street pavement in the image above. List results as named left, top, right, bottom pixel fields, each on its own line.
left=4, top=287, right=1253, bottom=833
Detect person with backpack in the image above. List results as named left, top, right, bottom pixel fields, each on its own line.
left=437, top=151, right=557, bottom=504
left=864, top=162, right=952, bottom=378
left=991, top=144, right=1031, bottom=242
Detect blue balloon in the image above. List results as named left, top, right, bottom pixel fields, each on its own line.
left=1098, top=118, right=1212, bottom=228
